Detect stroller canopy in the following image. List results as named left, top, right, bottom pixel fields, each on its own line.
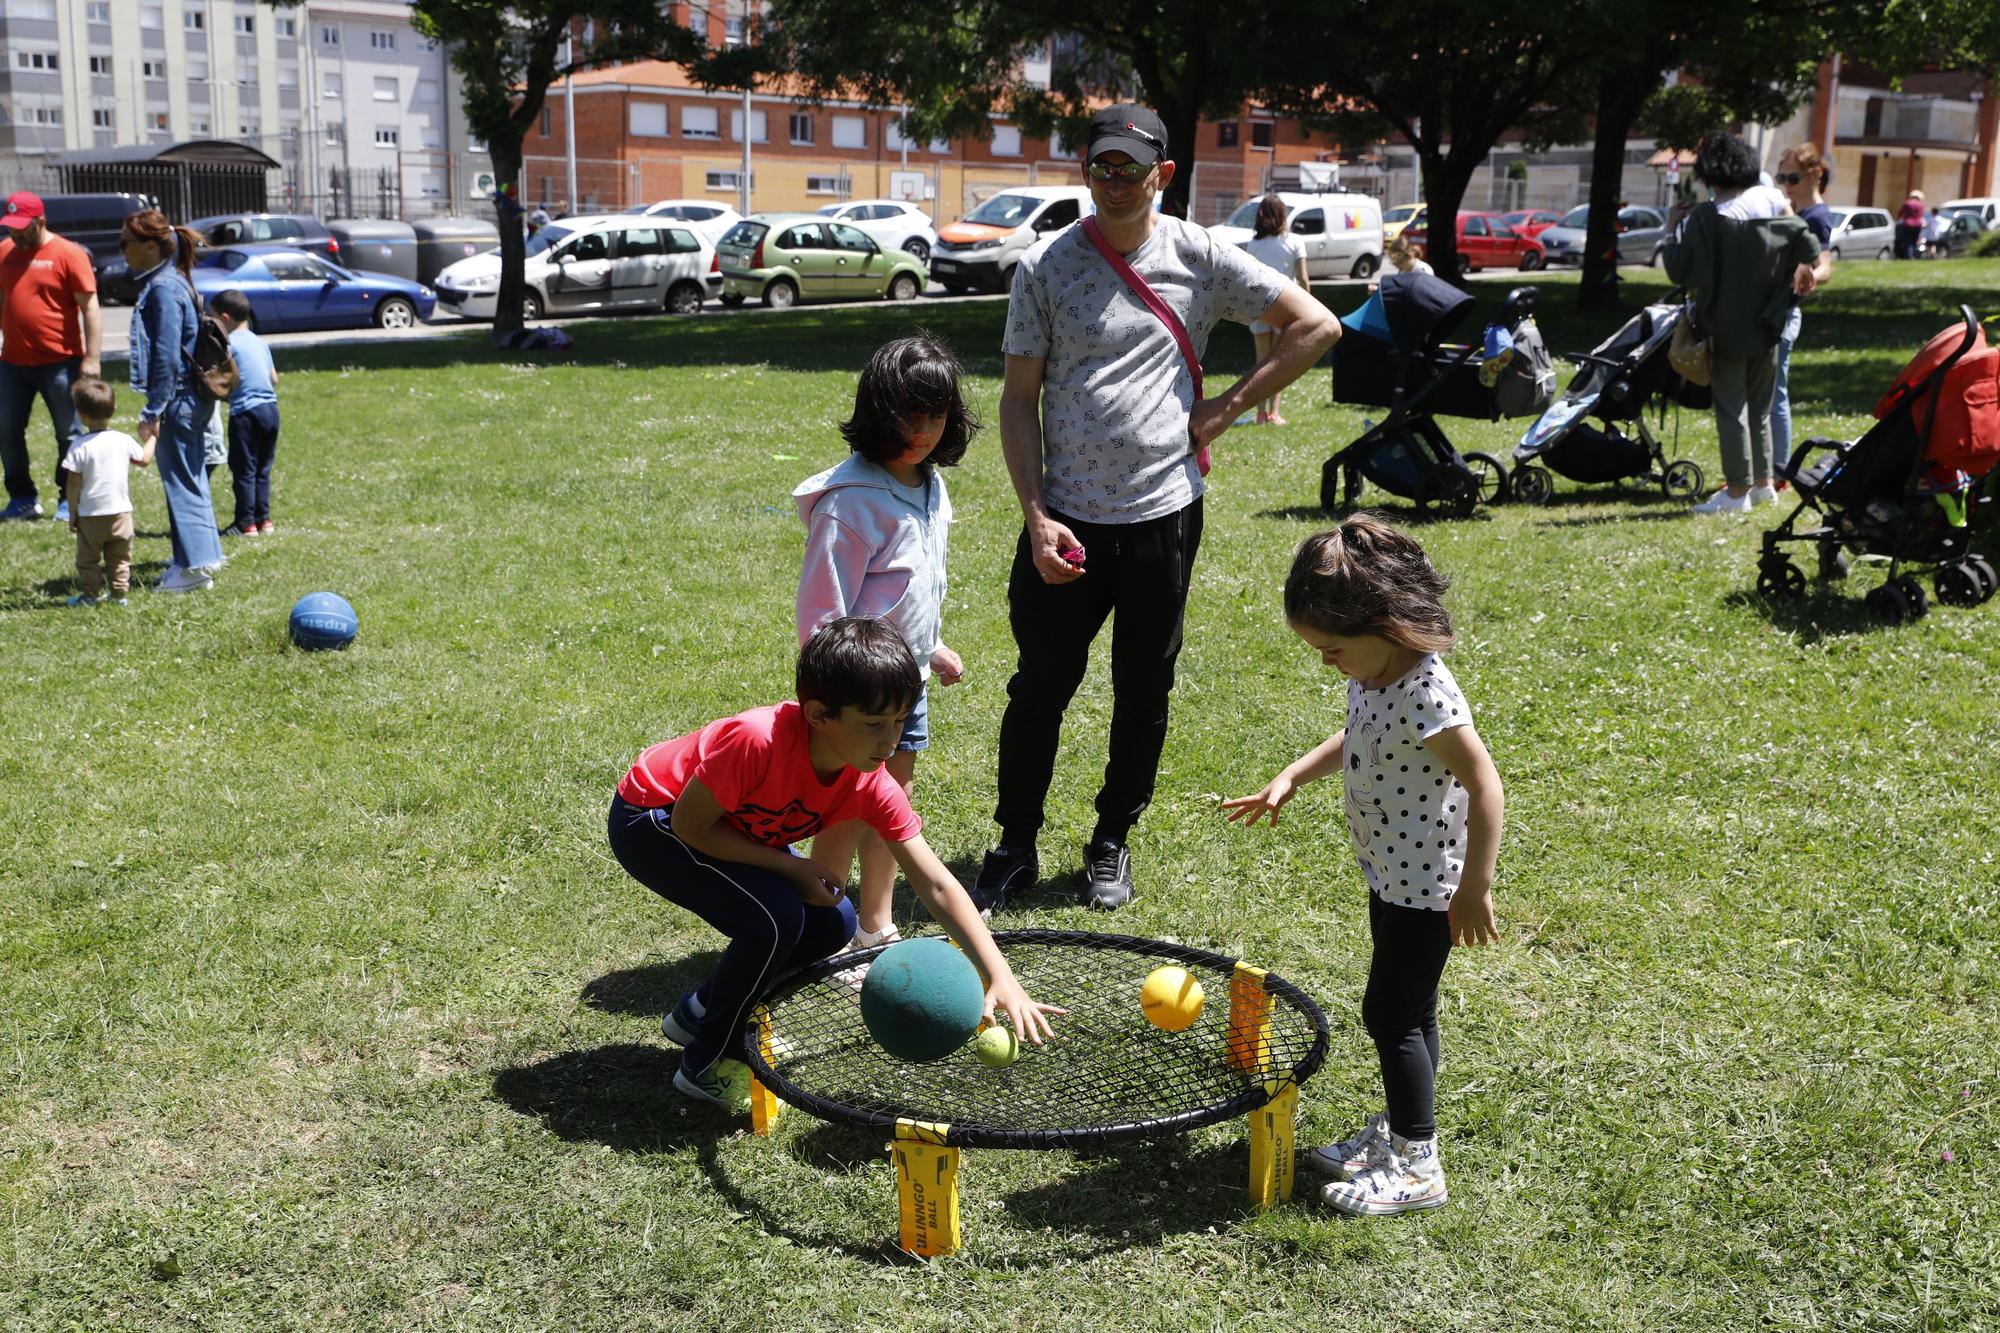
left=1340, top=272, right=1476, bottom=354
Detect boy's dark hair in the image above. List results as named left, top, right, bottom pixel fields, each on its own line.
left=209, top=288, right=254, bottom=325
left=1283, top=512, right=1454, bottom=654
left=797, top=616, right=922, bottom=718
left=1692, top=133, right=1761, bottom=192
left=70, top=376, right=116, bottom=420
left=839, top=333, right=980, bottom=468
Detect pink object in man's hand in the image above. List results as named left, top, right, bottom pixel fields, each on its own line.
left=1059, top=545, right=1086, bottom=568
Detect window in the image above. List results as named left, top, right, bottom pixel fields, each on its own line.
left=705, top=169, right=749, bottom=191
left=992, top=125, right=1021, bottom=157
left=234, top=13, right=254, bottom=34
left=630, top=102, right=667, bottom=137
left=141, top=3, right=163, bottom=28
left=1250, top=122, right=1273, bottom=148
left=191, top=118, right=210, bottom=134
left=278, top=64, right=298, bottom=89
left=665, top=227, right=700, bottom=253
left=1217, top=122, right=1239, bottom=148
left=806, top=174, right=845, bottom=196
left=615, top=226, right=664, bottom=257
left=729, top=109, right=766, bottom=143
left=324, top=124, right=342, bottom=144
left=683, top=105, right=719, bottom=139
left=1291, top=209, right=1324, bottom=235
left=87, top=1, right=110, bottom=20
left=789, top=112, right=813, bottom=145
left=370, top=30, right=395, bottom=49
left=14, top=51, right=58, bottom=71
left=374, top=75, right=398, bottom=102
left=277, top=17, right=295, bottom=37
left=239, top=123, right=260, bottom=140
left=143, top=60, right=168, bottom=79
left=320, top=25, right=339, bottom=45
left=416, top=79, right=440, bottom=105
left=779, top=223, right=827, bottom=249
left=184, top=9, right=203, bottom=28
left=831, top=115, right=864, bottom=149
left=1035, top=199, right=1079, bottom=231
left=188, top=54, right=208, bottom=79
left=323, top=72, right=341, bottom=98
left=828, top=222, right=875, bottom=252
left=1049, top=132, right=1076, bottom=160
left=3, top=0, right=55, bottom=15
left=1464, top=216, right=1488, bottom=237
left=93, top=108, right=115, bottom=128
left=566, top=232, right=609, bottom=261
left=723, top=15, right=742, bottom=45
left=21, top=106, right=63, bottom=126
left=376, top=125, right=399, bottom=146
left=151, top=112, right=170, bottom=130
left=89, top=55, right=111, bottom=75
left=540, top=107, right=551, bottom=137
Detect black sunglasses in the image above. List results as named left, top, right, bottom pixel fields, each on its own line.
left=1776, top=171, right=1810, bottom=185
left=1087, top=160, right=1154, bottom=183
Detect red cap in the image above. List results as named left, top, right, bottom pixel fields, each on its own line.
left=1, top=191, right=44, bottom=230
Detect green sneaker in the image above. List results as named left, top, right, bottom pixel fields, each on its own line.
left=673, top=1057, right=752, bottom=1113
left=662, top=991, right=707, bottom=1046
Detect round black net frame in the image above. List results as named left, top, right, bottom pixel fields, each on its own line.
left=743, top=929, right=1330, bottom=1150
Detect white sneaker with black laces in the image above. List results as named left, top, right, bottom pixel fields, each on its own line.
left=1691, top=489, right=1752, bottom=516
left=1302, top=1111, right=1389, bottom=1180
left=1319, top=1133, right=1448, bottom=1216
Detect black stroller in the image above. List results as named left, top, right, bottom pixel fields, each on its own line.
left=1756, top=305, right=2000, bottom=622
left=1510, top=300, right=1711, bottom=504
left=1322, top=273, right=1555, bottom=518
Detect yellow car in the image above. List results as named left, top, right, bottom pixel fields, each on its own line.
left=1382, top=204, right=1427, bottom=242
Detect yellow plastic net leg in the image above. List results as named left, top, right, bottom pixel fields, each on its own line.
left=1226, top=961, right=1273, bottom=1076
left=893, top=1119, right=961, bottom=1257
left=749, top=1004, right=781, bottom=1136
left=1248, top=1080, right=1299, bottom=1208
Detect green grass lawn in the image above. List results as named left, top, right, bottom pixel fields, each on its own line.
left=3, top=260, right=1996, bottom=1331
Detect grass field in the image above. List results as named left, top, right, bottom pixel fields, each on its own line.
left=3, top=260, right=1996, bottom=1331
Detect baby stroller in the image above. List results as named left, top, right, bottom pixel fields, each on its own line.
left=1322, top=273, right=1555, bottom=518
left=1510, top=300, right=1710, bottom=504
left=1756, top=305, right=2000, bottom=622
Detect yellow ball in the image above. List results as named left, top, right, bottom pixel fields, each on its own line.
left=1140, top=966, right=1205, bottom=1032
left=972, top=1024, right=1020, bottom=1068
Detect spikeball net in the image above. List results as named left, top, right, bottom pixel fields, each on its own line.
left=744, top=929, right=1329, bottom=1150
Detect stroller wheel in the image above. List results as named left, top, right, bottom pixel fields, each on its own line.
left=1661, top=460, right=1705, bottom=502
left=1756, top=557, right=1806, bottom=601
left=1818, top=545, right=1851, bottom=581
left=1463, top=452, right=1509, bottom=506
left=1893, top=575, right=1930, bottom=618
left=1864, top=581, right=1914, bottom=623
left=1415, top=465, right=1477, bottom=519
left=1965, top=554, right=1998, bottom=602
left=1934, top=561, right=1986, bottom=607
left=1512, top=464, right=1555, bottom=506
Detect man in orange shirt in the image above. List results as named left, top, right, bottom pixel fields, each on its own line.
left=1, top=192, right=103, bottom=522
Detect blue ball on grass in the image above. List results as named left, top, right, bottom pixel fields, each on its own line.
left=858, top=937, right=985, bottom=1063
left=289, top=592, right=358, bottom=651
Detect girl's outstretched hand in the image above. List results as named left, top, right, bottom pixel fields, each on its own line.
left=986, top=976, right=1064, bottom=1044
left=1221, top=775, right=1296, bottom=827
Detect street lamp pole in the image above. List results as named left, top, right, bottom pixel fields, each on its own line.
left=739, top=0, right=752, bottom=215
left=563, top=26, right=577, bottom=211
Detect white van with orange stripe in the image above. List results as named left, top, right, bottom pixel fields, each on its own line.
left=929, top=185, right=1095, bottom=294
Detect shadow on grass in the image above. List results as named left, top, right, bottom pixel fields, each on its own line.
left=998, top=1138, right=1252, bottom=1249
left=492, top=1043, right=722, bottom=1155
left=0, top=558, right=172, bottom=611
left=1721, top=585, right=1895, bottom=642
left=580, top=953, right=722, bottom=1018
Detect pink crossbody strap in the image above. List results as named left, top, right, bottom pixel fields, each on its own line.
left=1080, top=215, right=1211, bottom=476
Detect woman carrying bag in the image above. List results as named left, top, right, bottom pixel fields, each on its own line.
left=1663, top=134, right=1822, bottom=516
left=122, top=209, right=223, bottom=592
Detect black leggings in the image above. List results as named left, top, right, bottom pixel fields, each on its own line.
left=1362, top=892, right=1454, bottom=1140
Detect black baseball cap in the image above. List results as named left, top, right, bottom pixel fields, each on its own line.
left=1087, top=104, right=1169, bottom=166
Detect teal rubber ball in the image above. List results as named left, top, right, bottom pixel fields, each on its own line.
left=858, top=937, right=984, bottom=1063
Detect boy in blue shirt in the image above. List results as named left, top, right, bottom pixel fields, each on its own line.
left=208, top=289, right=280, bottom=537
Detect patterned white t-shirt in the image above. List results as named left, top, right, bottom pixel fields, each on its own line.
left=1002, top=214, right=1287, bottom=524
left=1342, top=654, right=1473, bottom=911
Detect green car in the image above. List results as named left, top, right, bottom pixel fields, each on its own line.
left=717, top=214, right=928, bottom=308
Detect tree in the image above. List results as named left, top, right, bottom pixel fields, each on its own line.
left=758, top=0, right=1267, bottom=218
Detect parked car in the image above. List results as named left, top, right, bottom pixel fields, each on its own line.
left=1536, top=204, right=1668, bottom=267
left=191, top=212, right=342, bottom=259
left=1939, top=196, right=1999, bottom=231
left=716, top=214, right=927, bottom=307
left=37, top=193, right=159, bottom=304
left=1500, top=209, right=1564, bottom=239
left=432, top=214, right=719, bottom=321
left=1921, top=211, right=1985, bottom=259
left=1209, top=190, right=1385, bottom=279
left=930, top=185, right=1093, bottom=293
left=191, top=244, right=435, bottom=331
left=1406, top=211, right=1546, bottom=272
left=1381, top=204, right=1425, bottom=241
left=1826, top=207, right=1895, bottom=260
left=622, top=199, right=743, bottom=246
left=812, top=199, right=939, bottom=265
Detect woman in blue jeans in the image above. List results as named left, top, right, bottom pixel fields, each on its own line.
left=122, top=208, right=222, bottom=593
left=1770, top=143, right=1836, bottom=484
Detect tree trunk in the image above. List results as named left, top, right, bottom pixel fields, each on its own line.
left=489, top=136, right=527, bottom=338
left=1577, top=67, right=1653, bottom=312
left=1159, top=97, right=1199, bottom=220
left=1416, top=148, right=1480, bottom=284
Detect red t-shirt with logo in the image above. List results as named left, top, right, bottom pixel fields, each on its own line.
left=617, top=701, right=922, bottom=849
left=0, top=233, right=95, bottom=366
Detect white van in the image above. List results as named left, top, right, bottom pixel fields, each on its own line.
left=930, top=185, right=1094, bottom=294
left=1209, top=191, right=1385, bottom=280
left=1940, top=197, right=1999, bottom=232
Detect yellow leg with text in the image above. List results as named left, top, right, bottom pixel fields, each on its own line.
left=748, top=1005, right=781, bottom=1136
left=893, top=1119, right=961, bottom=1257
left=1249, top=1080, right=1298, bottom=1208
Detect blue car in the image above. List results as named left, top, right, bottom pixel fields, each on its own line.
left=191, top=243, right=436, bottom=331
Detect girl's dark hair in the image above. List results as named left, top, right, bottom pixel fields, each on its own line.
left=840, top=333, right=980, bottom=468
left=1283, top=512, right=1454, bottom=654
left=122, top=208, right=201, bottom=288
left=1252, top=193, right=1288, bottom=240
left=1692, top=133, right=1761, bottom=192
left=797, top=616, right=922, bottom=718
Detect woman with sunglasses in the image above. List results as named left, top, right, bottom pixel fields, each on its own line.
left=1771, top=145, right=1835, bottom=486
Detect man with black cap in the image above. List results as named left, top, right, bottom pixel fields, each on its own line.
left=975, top=103, right=1339, bottom=912
left=0, top=191, right=103, bottom=522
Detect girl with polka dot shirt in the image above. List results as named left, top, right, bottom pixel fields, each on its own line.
left=1223, top=514, right=1503, bottom=1216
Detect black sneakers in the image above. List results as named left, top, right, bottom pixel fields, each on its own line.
left=970, top=845, right=1037, bottom=918
left=1082, top=839, right=1134, bottom=910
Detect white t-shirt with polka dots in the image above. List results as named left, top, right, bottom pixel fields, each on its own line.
left=1342, top=654, right=1472, bottom=911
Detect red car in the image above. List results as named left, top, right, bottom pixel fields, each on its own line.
left=1407, top=212, right=1546, bottom=273
left=1501, top=209, right=1564, bottom=239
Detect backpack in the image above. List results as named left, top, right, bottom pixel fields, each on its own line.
left=192, top=313, right=239, bottom=403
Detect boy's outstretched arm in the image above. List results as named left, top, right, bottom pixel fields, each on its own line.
left=1423, top=725, right=1503, bottom=947
left=890, top=834, right=1065, bottom=1043
left=1221, top=728, right=1347, bottom=827
left=669, top=778, right=846, bottom=907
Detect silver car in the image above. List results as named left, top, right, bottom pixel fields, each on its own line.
left=1826, top=207, right=1895, bottom=260
left=1536, top=204, right=1669, bottom=267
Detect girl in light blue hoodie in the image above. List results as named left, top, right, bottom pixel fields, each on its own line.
left=794, top=335, right=981, bottom=951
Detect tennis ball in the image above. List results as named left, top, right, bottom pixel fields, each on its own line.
left=1140, top=965, right=1205, bottom=1032
left=859, top=937, right=985, bottom=1063
left=972, top=1023, right=1019, bottom=1068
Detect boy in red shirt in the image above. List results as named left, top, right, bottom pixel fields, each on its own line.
left=610, top=617, right=1062, bottom=1109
